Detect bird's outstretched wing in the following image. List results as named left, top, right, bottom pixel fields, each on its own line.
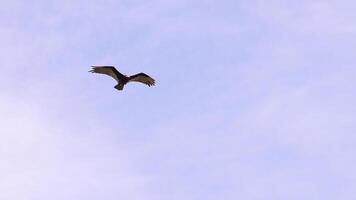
left=128, top=73, right=155, bottom=86
left=89, top=66, right=126, bottom=82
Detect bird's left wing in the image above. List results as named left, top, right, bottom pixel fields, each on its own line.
left=128, top=73, right=155, bottom=86
left=89, top=66, right=125, bottom=82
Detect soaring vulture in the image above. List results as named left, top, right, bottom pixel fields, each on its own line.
left=89, top=66, right=155, bottom=91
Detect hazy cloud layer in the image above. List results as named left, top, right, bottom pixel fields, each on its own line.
left=1, top=0, right=355, bottom=199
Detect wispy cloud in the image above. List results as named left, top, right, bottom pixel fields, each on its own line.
left=1, top=0, right=355, bottom=199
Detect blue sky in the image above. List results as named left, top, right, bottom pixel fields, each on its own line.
left=1, top=0, right=356, bottom=199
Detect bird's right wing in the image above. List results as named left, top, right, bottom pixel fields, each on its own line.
left=89, top=66, right=125, bottom=82
left=128, top=73, right=155, bottom=86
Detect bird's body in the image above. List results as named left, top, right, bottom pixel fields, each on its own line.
left=89, top=66, right=155, bottom=91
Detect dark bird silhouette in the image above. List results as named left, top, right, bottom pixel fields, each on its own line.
left=89, top=66, right=155, bottom=91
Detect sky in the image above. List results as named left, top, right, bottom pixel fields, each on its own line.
left=1, top=0, right=356, bottom=199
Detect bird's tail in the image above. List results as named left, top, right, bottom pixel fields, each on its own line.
left=114, top=84, right=124, bottom=91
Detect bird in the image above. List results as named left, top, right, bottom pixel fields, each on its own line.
left=89, top=66, right=155, bottom=91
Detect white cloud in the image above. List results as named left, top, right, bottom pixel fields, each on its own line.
left=1, top=0, right=356, bottom=199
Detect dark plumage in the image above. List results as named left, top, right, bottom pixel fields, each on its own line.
left=89, top=66, right=155, bottom=91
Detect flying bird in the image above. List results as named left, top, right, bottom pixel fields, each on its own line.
left=89, top=66, right=155, bottom=91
